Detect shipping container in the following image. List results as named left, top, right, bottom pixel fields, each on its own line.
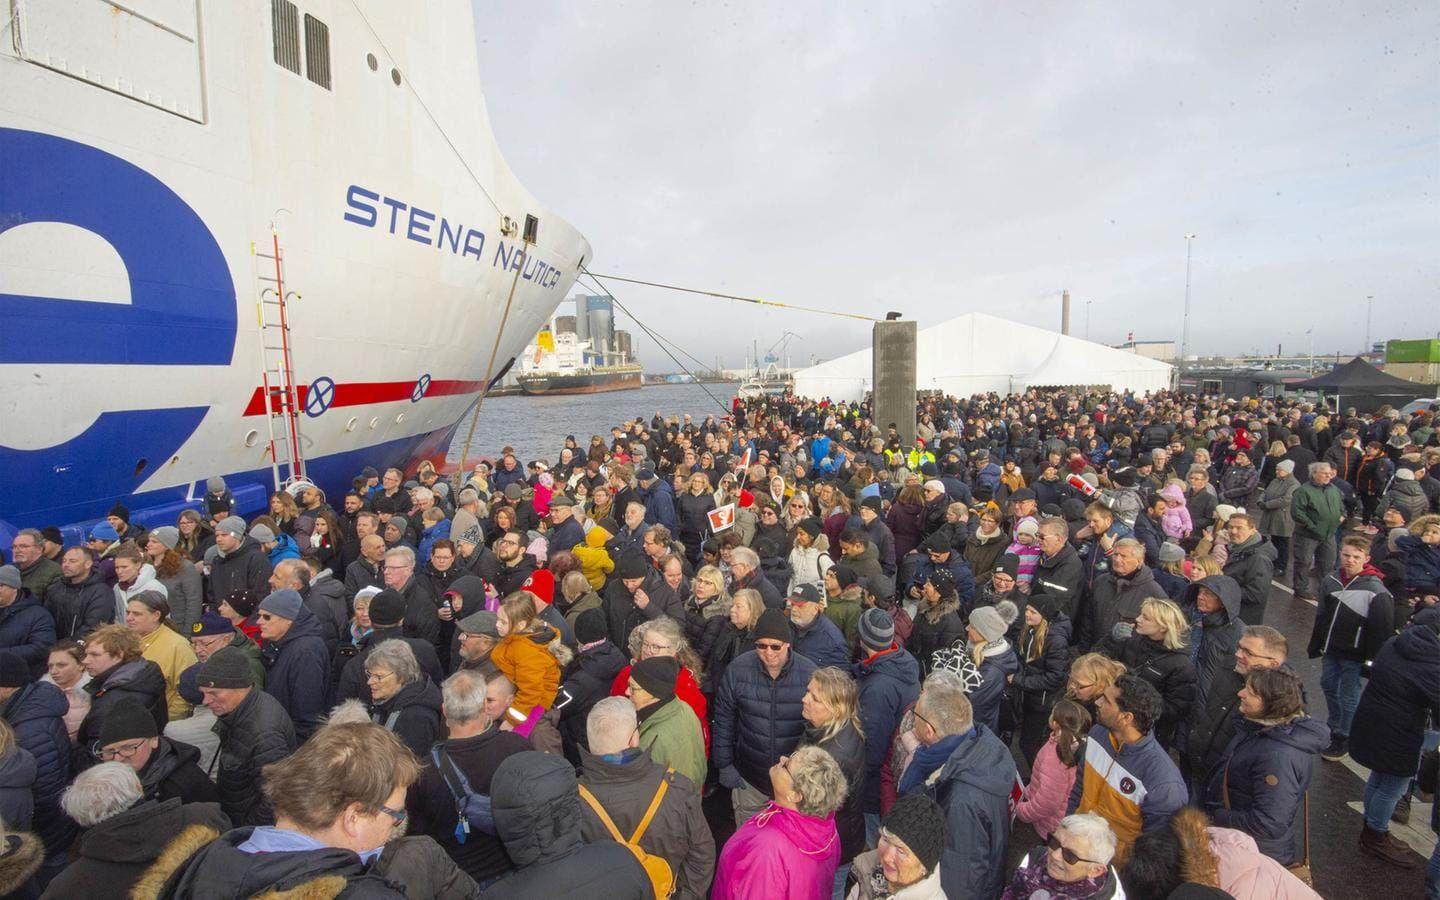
left=1385, top=339, right=1440, bottom=364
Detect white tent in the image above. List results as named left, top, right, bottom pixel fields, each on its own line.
left=792, top=312, right=1173, bottom=402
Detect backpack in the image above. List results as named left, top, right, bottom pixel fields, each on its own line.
left=430, top=746, right=496, bottom=843
left=577, top=770, right=676, bottom=899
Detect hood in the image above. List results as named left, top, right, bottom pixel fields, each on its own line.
left=935, top=727, right=1014, bottom=799
left=860, top=644, right=920, bottom=682
left=1229, top=534, right=1276, bottom=564
left=575, top=641, right=627, bottom=679
left=1395, top=613, right=1440, bottom=664
left=751, top=803, right=839, bottom=855
left=586, top=525, right=612, bottom=548
left=277, top=604, right=325, bottom=646
left=78, top=797, right=200, bottom=863
left=120, top=563, right=162, bottom=594
left=492, top=751, right=584, bottom=867
left=141, top=738, right=199, bottom=794
left=93, top=658, right=166, bottom=698
left=65, top=568, right=108, bottom=591
left=375, top=676, right=443, bottom=719
left=271, top=533, right=299, bottom=553
left=1184, top=574, right=1242, bottom=622
left=0, top=745, right=35, bottom=788
left=849, top=543, right=879, bottom=565
left=446, top=574, right=487, bottom=610
left=0, top=681, right=67, bottom=727
left=169, top=826, right=372, bottom=896
left=1236, top=715, right=1330, bottom=754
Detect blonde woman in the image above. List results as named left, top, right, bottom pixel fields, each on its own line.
left=684, top=565, right=733, bottom=661
left=677, top=471, right=717, bottom=564
left=801, top=667, right=865, bottom=868
left=1112, top=598, right=1197, bottom=748
left=1066, top=652, right=1127, bottom=722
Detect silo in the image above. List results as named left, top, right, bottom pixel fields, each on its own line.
left=573, top=295, right=589, bottom=343
left=587, top=296, right=614, bottom=354
left=554, top=315, right=577, bottom=335
left=615, top=329, right=632, bottom=361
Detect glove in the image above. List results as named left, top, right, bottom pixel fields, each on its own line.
left=719, top=766, right=744, bottom=790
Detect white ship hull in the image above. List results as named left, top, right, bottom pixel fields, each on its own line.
left=0, top=0, right=590, bottom=537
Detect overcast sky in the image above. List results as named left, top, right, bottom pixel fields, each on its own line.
left=474, top=2, right=1438, bottom=370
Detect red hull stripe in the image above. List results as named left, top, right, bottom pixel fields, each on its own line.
left=242, top=379, right=488, bottom=417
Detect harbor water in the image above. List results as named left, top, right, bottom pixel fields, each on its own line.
left=447, top=382, right=738, bottom=466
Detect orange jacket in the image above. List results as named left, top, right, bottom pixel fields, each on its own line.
left=491, top=624, right=561, bottom=722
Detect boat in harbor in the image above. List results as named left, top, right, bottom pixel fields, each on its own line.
left=0, top=1, right=590, bottom=540
left=516, top=324, right=643, bottom=395
left=737, top=362, right=793, bottom=399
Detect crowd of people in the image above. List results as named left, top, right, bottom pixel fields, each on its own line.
left=0, top=386, right=1436, bottom=898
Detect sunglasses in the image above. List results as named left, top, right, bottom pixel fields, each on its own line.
left=1048, top=834, right=1102, bottom=866
left=754, top=641, right=786, bottom=652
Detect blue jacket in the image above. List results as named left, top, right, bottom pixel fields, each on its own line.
left=641, top=480, right=678, bottom=529
left=918, top=725, right=1016, bottom=900
left=712, top=649, right=817, bottom=793
left=1203, top=715, right=1328, bottom=865
left=791, top=613, right=850, bottom=669
left=547, top=517, right=586, bottom=555
left=262, top=606, right=332, bottom=740
left=974, top=462, right=1002, bottom=493
left=809, top=436, right=832, bottom=477
left=267, top=533, right=301, bottom=565
left=0, top=590, right=57, bottom=679
left=908, top=554, right=976, bottom=609
left=416, top=518, right=451, bottom=566
left=1394, top=534, right=1440, bottom=592
left=969, top=647, right=1020, bottom=735
left=0, top=681, right=73, bottom=852
left=1349, top=607, right=1440, bottom=777
left=855, top=646, right=920, bottom=813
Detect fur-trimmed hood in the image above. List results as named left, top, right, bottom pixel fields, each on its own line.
left=0, top=832, right=42, bottom=895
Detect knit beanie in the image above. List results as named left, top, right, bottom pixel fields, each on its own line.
left=196, top=647, right=254, bottom=689
left=522, top=570, right=555, bottom=605
left=148, top=526, right=180, bottom=551
left=797, top=517, right=823, bottom=539
left=1276, top=459, right=1296, bottom=475
left=753, top=609, right=793, bottom=645
left=223, top=590, right=258, bottom=617
left=921, top=532, right=951, bottom=554
left=368, top=589, right=407, bottom=627
left=98, top=698, right=158, bottom=745
left=993, top=553, right=1020, bottom=579
left=630, top=655, right=679, bottom=702
left=969, top=600, right=1017, bottom=642
left=575, top=608, right=608, bottom=645
left=831, top=563, right=858, bottom=589
left=0, top=567, right=18, bottom=591
left=618, top=552, right=648, bottom=580
left=882, top=793, right=948, bottom=875
left=216, top=516, right=247, bottom=538
left=1159, top=542, right=1186, bottom=564
left=925, top=567, right=957, bottom=597
left=857, top=607, right=895, bottom=651
left=206, top=476, right=228, bottom=494
left=257, top=588, right=303, bottom=621
left=0, top=652, right=28, bottom=688
left=108, top=503, right=130, bottom=524
left=248, top=523, right=276, bottom=544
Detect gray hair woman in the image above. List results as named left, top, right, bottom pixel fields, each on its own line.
left=1004, top=812, right=1120, bottom=897
left=364, top=640, right=441, bottom=757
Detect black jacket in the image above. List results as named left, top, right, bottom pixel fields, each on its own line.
left=207, top=538, right=272, bottom=605
left=214, top=688, right=297, bottom=826
left=702, top=623, right=755, bottom=696
left=261, top=605, right=331, bottom=740
left=1202, top=716, right=1328, bottom=865
left=1013, top=613, right=1072, bottom=712
left=344, top=556, right=383, bottom=599
left=1221, top=535, right=1277, bottom=626
left=338, top=626, right=444, bottom=703
left=1082, top=565, right=1169, bottom=652
left=1349, top=607, right=1440, bottom=777
left=1307, top=565, right=1394, bottom=663
left=0, top=590, right=55, bottom=679
left=1116, top=635, right=1197, bottom=748
left=1, top=681, right=72, bottom=853
left=805, top=721, right=866, bottom=865
left=555, top=642, right=628, bottom=759
left=303, top=572, right=349, bottom=659
left=906, top=599, right=966, bottom=676
left=1182, top=665, right=1245, bottom=787
left=41, top=798, right=230, bottom=899
left=75, top=659, right=168, bottom=769
left=398, top=576, right=443, bottom=655
left=578, top=748, right=715, bottom=900
left=488, top=751, right=652, bottom=900
left=1031, top=544, right=1085, bottom=619
left=406, top=726, right=532, bottom=884
left=712, top=649, right=818, bottom=793
left=139, top=736, right=220, bottom=806
left=1181, top=576, right=1245, bottom=706
left=45, top=569, right=114, bottom=641
left=369, top=677, right=443, bottom=758
left=492, top=556, right=538, bottom=599
left=602, top=578, right=683, bottom=651
left=158, top=825, right=406, bottom=898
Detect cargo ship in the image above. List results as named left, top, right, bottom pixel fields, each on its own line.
left=517, top=311, right=643, bottom=395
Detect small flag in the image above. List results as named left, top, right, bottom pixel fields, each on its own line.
left=708, top=503, right=736, bottom=533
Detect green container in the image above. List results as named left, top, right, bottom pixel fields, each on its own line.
left=1386, top=339, right=1440, bottom=364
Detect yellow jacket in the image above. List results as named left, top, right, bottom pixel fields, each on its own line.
left=572, top=526, right=615, bottom=590
left=139, top=624, right=198, bottom=721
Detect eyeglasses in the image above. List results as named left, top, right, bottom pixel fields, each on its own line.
left=96, top=738, right=148, bottom=760
left=365, top=670, right=395, bottom=683
left=754, top=641, right=786, bottom=652
left=1235, top=644, right=1278, bottom=662
left=376, top=803, right=408, bottom=827
left=912, top=709, right=934, bottom=732
left=1048, top=833, right=1102, bottom=866
left=641, top=642, right=674, bottom=654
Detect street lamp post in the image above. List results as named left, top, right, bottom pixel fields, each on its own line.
left=1179, top=234, right=1197, bottom=369
left=1364, top=295, right=1374, bottom=356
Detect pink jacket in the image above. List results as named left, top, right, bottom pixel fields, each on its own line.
left=1209, top=827, right=1320, bottom=900
left=1013, top=734, right=1078, bottom=840
left=712, top=803, right=840, bottom=900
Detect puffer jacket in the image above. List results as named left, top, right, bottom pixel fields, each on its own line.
left=75, top=658, right=168, bottom=769
left=45, top=568, right=114, bottom=640
left=806, top=720, right=866, bottom=865
left=1349, top=606, right=1440, bottom=777
left=712, top=802, right=839, bottom=900
left=1182, top=575, right=1246, bottom=705
left=155, top=558, right=204, bottom=634
left=1202, top=715, right=1328, bottom=865
left=1306, top=563, right=1394, bottom=662
left=792, top=611, right=851, bottom=669
left=555, top=641, right=628, bottom=757
left=214, top=687, right=297, bottom=826
left=1222, top=536, right=1276, bottom=626
left=206, top=537, right=272, bottom=604
left=577, top=748, right=715, bottom=900
left=491, top=623, right=564, bottom=723
left=488, top=751, right=652, bottom=899
left=855, top=645, right=920, bottom=813
left=905, top=598, right=966, bottom=676
left=260, top=605, right=331, bottom=740
left=1013, top=613, right=1071, bottom=713
left=369, top=677, right=443, bottom=757
left=0, top=589, right=56, bottom=679
left=1378, top=477, right=1431, bottom=523
left=712, top=649, right=818, bottom=793
left=1207, top=823, right=1324, bottom=900
left=921, top=724, right=1016, bottom=900
left=1, top=681, right=73, bottom=853
left=969, top=643, right=1020, bottom=736
left=1116, top=634, right=1197, bottom=748
left=787, top=536, right=835, bottom=594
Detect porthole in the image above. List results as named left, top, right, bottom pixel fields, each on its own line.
left=244, top=430, right=260, bottom=447
left=391, top=68, right=401, bottom=86
left=367, top=53, right=378, bottom=71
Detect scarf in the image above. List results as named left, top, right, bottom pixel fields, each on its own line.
left=898, top=731, right=966, bottom=796
left=1006, top=852, right=1107, bottom=899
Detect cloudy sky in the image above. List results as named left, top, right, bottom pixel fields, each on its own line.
left=474, top=2, right=1438, bottom=370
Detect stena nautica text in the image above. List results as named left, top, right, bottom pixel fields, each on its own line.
left=0, top=0, right=591, bottom=540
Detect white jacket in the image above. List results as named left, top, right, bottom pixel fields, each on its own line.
left=113, top=562, right=168, bottom=621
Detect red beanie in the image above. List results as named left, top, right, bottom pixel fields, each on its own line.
left=522, top=569, right=554, bottom=605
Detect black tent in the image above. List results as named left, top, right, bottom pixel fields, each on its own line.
left=1290, top=357, right=1430, bottom=414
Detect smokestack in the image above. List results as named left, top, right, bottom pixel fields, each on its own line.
left=1061, top=290, right=1071, bottom=336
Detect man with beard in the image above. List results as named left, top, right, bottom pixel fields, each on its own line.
left=492, top=530, right=538, bottom=597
